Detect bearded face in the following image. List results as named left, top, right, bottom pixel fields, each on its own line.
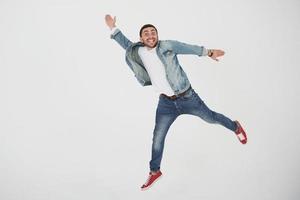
left=140, top=27, right=158, bottom=49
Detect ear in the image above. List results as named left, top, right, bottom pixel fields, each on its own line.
left=140, top=37, right=143, bottom=43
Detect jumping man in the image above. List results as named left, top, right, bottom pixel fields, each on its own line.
left=104, top=14, right=247, bottom=191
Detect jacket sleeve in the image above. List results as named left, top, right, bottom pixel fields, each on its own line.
left=167, top=40, right=208, bottom=56
left=110, top=28, right=133, bottom=50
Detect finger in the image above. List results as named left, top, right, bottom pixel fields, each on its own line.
left=217, top=52, right=224, bottom=57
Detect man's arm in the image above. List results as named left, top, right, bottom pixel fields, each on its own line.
left=105, top=14, right=133, bottom=50
left=168, top=40, right=225, bottom=61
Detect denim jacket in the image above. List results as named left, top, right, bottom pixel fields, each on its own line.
left=111, top=28, right=207, bottom=95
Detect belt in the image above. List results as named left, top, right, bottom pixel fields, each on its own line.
left=160, top=86, right=192, bottom=100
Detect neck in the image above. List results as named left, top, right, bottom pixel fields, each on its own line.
left=146, top=46, right=155, bottom=50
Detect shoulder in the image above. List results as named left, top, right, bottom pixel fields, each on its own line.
left=159, top=40, right=178, bottom=46
left=158, top=40, right=179, bottom=50
left=159, top=40, right=183, bottom=48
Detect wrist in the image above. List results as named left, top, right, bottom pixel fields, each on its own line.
left=110, top=25, right=116, bottom=30
left=110, top=27, right=118, bottom=34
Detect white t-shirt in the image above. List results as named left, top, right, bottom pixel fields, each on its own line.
left=138, top=46, right=174, bottom=96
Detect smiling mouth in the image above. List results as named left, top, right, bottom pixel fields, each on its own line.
left=147, top=40, right=156, bottom=46
left=143, top=38, right=157, bottom=48
left=147, top=38, right=156, bottom=42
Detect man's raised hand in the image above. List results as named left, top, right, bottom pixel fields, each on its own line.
left=105, top=14, right=116, bottom=30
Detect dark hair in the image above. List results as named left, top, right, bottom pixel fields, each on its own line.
left=139, top=24, right=158, bottom=37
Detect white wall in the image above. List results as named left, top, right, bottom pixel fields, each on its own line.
left=1, top=0, right=299, bottom=199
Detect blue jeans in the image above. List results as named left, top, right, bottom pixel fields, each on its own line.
left=150, top=88, right=237, bottom=171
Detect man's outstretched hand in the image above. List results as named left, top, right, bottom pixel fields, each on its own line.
left=105, top=14, right=116, bottom=30
left=209, top=49, right=225, bottom=61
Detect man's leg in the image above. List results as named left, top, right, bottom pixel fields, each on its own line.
left=150, top=110, right=178, bottom=172
left=181, top=89, right=237, bottom=131
left=179, top=89, right=246, bottom=143
left=141, top=96, right=178, bottom=190
left=180, top=89, right=247, bottom=143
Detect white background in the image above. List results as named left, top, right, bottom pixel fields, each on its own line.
left=1, top=0, right=300, bottom=199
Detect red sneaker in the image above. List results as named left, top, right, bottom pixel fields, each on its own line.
left=235, top=121, right=247, bottom=144
left=141, top=171, right=162, bottom=191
